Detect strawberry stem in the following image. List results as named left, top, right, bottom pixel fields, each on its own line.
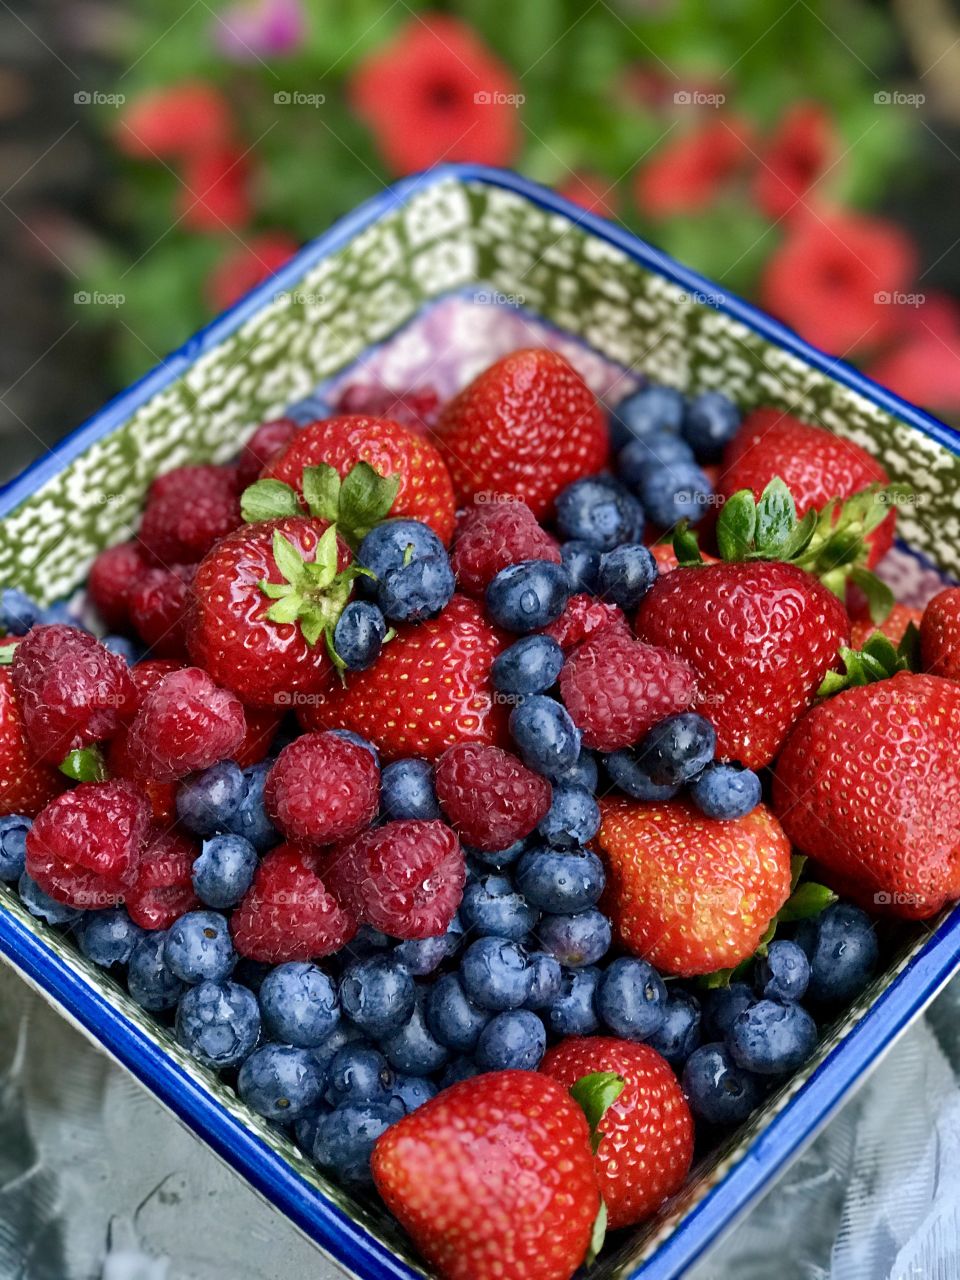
left=257, top=526, right=373, bottom=649
left=242, top=460, right=400, bottom=548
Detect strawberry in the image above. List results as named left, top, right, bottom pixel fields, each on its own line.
left=433, top=349, right=609, bottom=519
left=773, top=672, right=960, bottom=919
left=371, top=1070, right=601, bottom=1280
left=720, top=409, right=895, bottom=568
left=0, top=663, right=65, bottom=817
left=299, top=594, right=509, bottom=761
left=920, top=586, right=960, bottom=680
left=850, top=601, right=922, bottom=652
left=594, top=796, right=793, bottom=976
left=541, top=1038, right=694, bottom=1229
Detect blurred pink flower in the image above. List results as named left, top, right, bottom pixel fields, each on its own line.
left=212, top=0, right=306, bottom=60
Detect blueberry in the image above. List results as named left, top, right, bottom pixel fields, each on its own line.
left=379, top=555, right=455, bottom=623
left=192, top=834, right=258, bottom=909
left=164, top=910, right=236, bottom=984
left=238, top=1043, right=325, bottom=1121
left=547, top=966, right=601, bottom=1036
left=226, top=762, right=279, bottom=852
left=310, top=1022, right=369, bottom=1075
left=727, top=999, right=818, bottom=1075
left=313, top=1101, right=402, bottom=1185
left=234, top=957, right=273, bottom=993
left=554, top=750, right=598, bottom=791
left=258, top=962, right=340, bottom=1047
left=394, top=916, right=463, bottom=975
left=524, top=951, right=563, bottom=1010
left=460, top=875, right=539, bottom=940
left=681, top=391, right=741, bottom=462
left=755, top=940, right=810, bottom=1003
left=537, top=909, right=611, bottom=967
left=325, top=1045, right=394, bottom=1107
left=536, top=787, right=601, bottom=849
left=509, top=695, right=582, bottom=781
left=0, top=587, right=39, bottom=635
left=127, top=930, right=187, bottom=1012
left=635, top=713, right=716, bottom=787
left=345, top=924, right=393, bottom=961
left=491, top=635, right=564, bottom=697
left=617, top=434, right=696, bottom=491
left=39, top=600, right=85, bottom=628
left=0, top=814, right=30, bottom=882
left=175, top=980, right=261, bottom=1069
left=794, top=903, right=879, bottom=1005
left=460, top=937, right=534, bottom=1011
left=475, top=1010, right=546, bottom=1072
left=293, top=1107, right=330, bottom=1155
left=18, top=872, right=82, bottom=926
left=380, top=988, right=449, bottom=1075
left=426, top=972, right=492, bottom=1051
left=689, top=763, right=762, bottom=820
left=700, top=982, right=755, bottom=1041
left=340, top=956, right=416, bottom=1038
left=486, top=560, right=572, bottom=633
left=380, top=758, right=439, bottom=820
left=646, top=991, right=702, bottom=1067
left=560, top=541, right=602, bottom=593
left=356, top=520, right=446, bottom=586
left=390, top=1074, right=437, bottom=1114
left=597, top=544, right=657, bottom=612
left=330, top=729, right=380, bottom=766
left=439, top=1057, right=483, bottom=1088
left=555, top=477, right=645, bottom=551
left=101, top=635, right=138, bottom=663
left=682, top=1043, right=764, bottom=1126
left=603, top=749, right=680, bottom=801
left=77, top=908, right=144, bottom=968
left=639, top=462, right=714, bottom=529
left=176, top=761, right=245, bottom=836
left=333, top=601, right=387, bottom=670
left=597, top=957, right=667, bottom=1040
left=467, top=839, right=527, bottom=870
left=515, top=848, right=605, bottom=914
left=610, top=385, right=685, bottom=449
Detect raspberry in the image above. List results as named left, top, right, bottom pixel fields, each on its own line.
left=147, top=463, right=239, bottom=505
left=450, top=499, right=561, bottom=596
left=126, top=826, right=200, bottom=929
left=125, top=666, right=247, bottom=783
left=231, top=843, right=357, bottom=962
left=328, top=819, right=465, bottom=939
left=543, top=594, right=631, bottom=651
left=264, top=731, right=380, bottom=845
left=25, top=780, right=150, bottom=908
left=139, top=472, right=241, bottom=566
left=128, top=564, right=193, bottom=657
left=106, top=659, right=186, bottom=822
left=434, top=743, right=551, bottom=851
left=335, top=384, right=441, bottom=435
left=12, top=625, right=138, bottom=763
left=87, top=541, right=146, bottom=630
left=233, top=705, right=282, bottom=768
left=559, top=629, right=697, bottom=751
left=236, top=418, right=300, bottom=489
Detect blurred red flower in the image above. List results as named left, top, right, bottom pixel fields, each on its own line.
left=754, top=102, right=837, bottom=220
left=350, top=16, right=521, bottom=174
left=557, top=172, right=616, bottom=220
left=177, top=145, right=253, bottom=232
left=206, top=231, right=300, bottom=312
left=116, top=82, right=234, bottom=160
left=869, top=292, right=960, bottom=412
left=634, top=116, right=755, bottom=217
left=761, top=210, right=917, bottom=354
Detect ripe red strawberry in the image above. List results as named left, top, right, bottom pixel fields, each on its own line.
left=87, top=541, right=146, bottom=630
left=265, top=731, right=380, bottom=844
left=559, top=628, right=696, bottom=752
left=544, top=594, right=631, bottom=652
left=299, top=594, right=509, bottom=761
left=231, top=842, right=357, bottom=962
left=327, top=819, right=465, bottom=939
left=262, top=415, right=456, bottom=544
left=236, top=418, right=300, bottom=489
left=850, top=601, right=921, bottom=651
left=920, top=587, right=960, bottom=680
left=450, top=498, right=561, bottom=596
left=0, top=667, right=65, bottom=817
left=126, top=826, right=200, bottom=930
left=433, top=348, right=609, bottom=519
left=541, top=1038, right=694, bottom=1229
left=105, top=659, right=183, bottom=822
left=128, top=564, right=193, bottom=658
left=434, top=743, right=551, bottom=850
left=187, top=516, right=352, bottom=709
left=372, top=1071, right=601, bottom=1280
left=773, top=672, right=960, bottom=919
left=595, top=796, right=793, bottom=976
left=720, top=409, right=895, bottom=567
left=335, top=383, right=441, bottom=435
left=139, top=468, right=242, bottom=566
left=125, top=666, right=246, bottom=783
left=636, top=561, right=849, bottom=768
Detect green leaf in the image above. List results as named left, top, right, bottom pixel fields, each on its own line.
left=337, top=462, right=401, bottom=542
left=299, top=606, right=327, bottom=648
left=698, top=967, right=734, bottom=990
left=818, top=668, right=850, bottom=697
left=241, top=479, right=302, bottom=523
left=849, top=566, right=894, bottom=625
left=324, top=626, right=347, bottom=672
left=898, top=621, right=921, bottom=670
left=258, top=580, right=294, bottom=600
left=304, top=523, right=341, bottom=590
left=272, top=530, right=307, bottom=586
left=716, top=489, right=758, bottom=562
left=265, top=594, right=304, bottom=625
left=777, top=508, right=818, bottom=561
left=790, top=854, right=808, bottom=892
left=671, top=521, right=703, bottom=567
left=861, top=631, right=900, bottom=674
left=0, top=644, right=17, bottom=666
left=754, top=477, right=796, bottom=555
left=302, top=464, right=341, bottom=523
left=59, top=747, right=109, bottom=783
left=570, top=1072, right=625, bottom=1154
left=586, top=1200, right=608, bottom=1268
left=778, top=881, right=838, bottom=923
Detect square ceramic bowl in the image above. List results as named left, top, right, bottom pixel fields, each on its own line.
left=1, top=165, right=959, bottom=1280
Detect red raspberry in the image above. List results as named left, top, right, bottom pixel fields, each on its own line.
left=559, top=629, right=697, bottom=751
left=139, top=473, right=241, bottom=566
left=233, top=705, right=282, bottom=768
left=335, top=384, right=441, bottom=435
left=435, top=743, right=551, bottom=851
left=231, top=843, right=357, bottom=962
left=544, top=594, right=631, bottom=651
left=125, top=666, right=247, bottom=783
left=148, top=463, right=240, bottom=506
left=25, top=780, right=150, bottom=908
left=450, top=499, right=561, bottom=596
left=264, top=731, right=380, bottom=844
left=236, top=418, right=300, bottom=489
left=12, top=625, right=138, bottom=763
left=128, top=564, right=193, bottom=658
left=126, top=826, right=200, bottom=929
left=87, top=541, right=146, bottom=630
left=328, top=819, right=465, bottom=939
left=106, top=659, right=183, bottom=822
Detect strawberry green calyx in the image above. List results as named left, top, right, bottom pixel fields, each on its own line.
left=59, top=746, right=109, bottom=783
left=818, top=625, right=920, bottom=697
left=258, top=525, right=372, bottom=648
left=569, top=1071, right=624, bottom=1267
left=0, top=643, right=17, bottom=666
left=241, top=461, right=400, bottom=547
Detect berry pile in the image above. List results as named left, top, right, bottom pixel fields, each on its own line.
left=1, top=349, right=957, bottom=1280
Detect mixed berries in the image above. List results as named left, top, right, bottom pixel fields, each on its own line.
left=1, top=347, right=956, bottom=1280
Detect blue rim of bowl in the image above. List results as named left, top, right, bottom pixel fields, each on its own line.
left=0, top=165, right=959, bottom=1280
